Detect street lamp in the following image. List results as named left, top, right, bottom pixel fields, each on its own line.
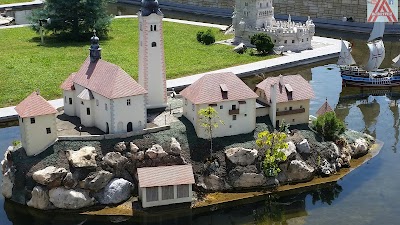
left=38, top=18, right=51, bottom=45
left=79, top=126, right=82, bottom=136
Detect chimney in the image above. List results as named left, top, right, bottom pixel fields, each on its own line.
left=270, top=83, right=277, bottom=128
left=89, top=30, right=102, bottom=63
left=279, top=75, right=284, bottom=93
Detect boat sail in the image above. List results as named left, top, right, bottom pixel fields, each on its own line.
left=337, top=40, right=356, bottom=65
left=392, top=54, right=400, bottom=67
left=364, top=22, right=385, bottom=72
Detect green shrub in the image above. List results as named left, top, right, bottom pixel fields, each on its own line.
left=12, top=140, right=21, bottom=147
left=196, top=29, right=215, bottom=45
left=256, top=131, right=288, bottom=177
left=250, top=33, right=274, bottom=55
left=312, top=112, right=346, bottom=141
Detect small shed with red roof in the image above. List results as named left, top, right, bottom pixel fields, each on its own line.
left=180, top=72, right=258, bottom=139
left=15, top=91, right=58, bottom=156
left=137, top=165, right=195, bottom=208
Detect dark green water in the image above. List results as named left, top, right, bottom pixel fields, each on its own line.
left=1, top=4, right=400, bottom=225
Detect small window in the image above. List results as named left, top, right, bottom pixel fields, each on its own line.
left=300, top=105, right=303, bottom=108
left=307, top=38, right=309, bottom=41
left=30, top=118, right=35, bottom=124
left=151, top=42, right=157, bottom=47
left=292, top=40, right=295, bottom=43
left=162, top=185, right=174, bottom=200
left=184, top=98, right=187, bottom=105
left=146, top=187, right=158, bottom=202
left=284, top=40, right=287, bottom=44
left=177, top=184, right=189, bottom=198
left=220, top=105, right=223, bottom=109
left=244, top=114, right=247, bottom=117
left=46, top=127, right=51, bottom=134
left=292, top=119, right=295, bottom=122
left=302, top=39, right=304, bottom=42
left=274, top=40, right=277, bottom=43
left=96, top=99, right=99, bottom=106
left=284, top=107, right=287, bottom=110
left=81, top=101, right=84, bottom=105
left=232, top=105, right=237, bottom=110
left=192, top=104, right=194, bottom=111
left=233, top=115, right=237, bottom=120
left=69, top=98, right=72, bottom=105
left=127, top=99, right=131, bottom=106
left=277, top=108, right=279, bottom=112
left=289, top=106, right=292, bottom=110
left=105, top=103, right=108, bottom=111
left=154, top=25, right=157, bottom=31
left=86, top=108, right=90, bottom=115
left=150, top=25, right=153, bottom=31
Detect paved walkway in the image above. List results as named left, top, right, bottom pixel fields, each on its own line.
left=0, top=17, right=341, bottom=122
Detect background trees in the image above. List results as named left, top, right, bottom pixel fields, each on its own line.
left=30, top=0, right=113, bottom=40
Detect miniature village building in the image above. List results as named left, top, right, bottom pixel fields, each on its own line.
left=138, top=0, right=168, bottom=109
left=61, top=35, right=148, bottom=134
left=15, top=91, right=58, bottom=156
left=137, top=165, right=195, bottom=208
left=316, top=98, right=334, bottom=117
left=232, top=0, right=315, bottom=52
left=255, top=74, right=314, bottom=128
left=180, top=72, right=258, bottom=139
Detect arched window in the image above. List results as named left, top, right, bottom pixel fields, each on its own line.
left=150, top=25, right=153, bottom=31
left=151, top=42, right=157, bottom=47
left=154, top=25, right=157, bottom=31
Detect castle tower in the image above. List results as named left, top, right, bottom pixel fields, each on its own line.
left=256, top=0, right=275, bottom=28
left=138, top=0, right=167, bottom=109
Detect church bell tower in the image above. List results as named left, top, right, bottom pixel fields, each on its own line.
left=138, top=0, right=167, bottom=109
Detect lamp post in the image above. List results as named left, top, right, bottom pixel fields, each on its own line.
left=79, top=126, right=82, bottom=136
left=38, top=18, right=51, bottom=45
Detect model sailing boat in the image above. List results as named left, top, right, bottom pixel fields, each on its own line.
left=338, top=22, right=400, bottom=87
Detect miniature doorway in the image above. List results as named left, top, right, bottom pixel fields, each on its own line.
left=106, top=122, right=109, bottom=134
left=127, top=122, right=133, bottom=132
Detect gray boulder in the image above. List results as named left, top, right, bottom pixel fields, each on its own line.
left=131, top=151, right=145, bottom=161
left=129, top=142, right=139, bottom=153
left=79, top=170, right=113, bottom=191
left=232, top=173, right=266, bottom=188
left=66, top=146, right=97, bottom=168
left=340, top=145, right=352, bottom=167
left=280, top=141, right=297, bottom=159
left=27, top=186, right=51, bottom=210
left=296, top=139, right=311, bottom=154
left=285, top=160, right=314, bottom=182
left=145, top=144, right=167, bottom=159
left=225, top=147, right=258, bottom=166
left=114, top=142, right=127, bottom=152
left=169, top=137, right=181, bottom=156
left=320, top=158, right=336, bottom=176
left=1, top=169, right=14, bottom=198
left=32, top=166, right=68, bottom=187
left=103, top=152, right=129, bottom=169
left=351, top=138, right=369, bottom=158
left=63, top=172, right=78, bottom=189
left=198, top=174, right=227, bottom=191
left=49, top=187, right=94, bottom=209
left=95, top=178, right=133, bottom=205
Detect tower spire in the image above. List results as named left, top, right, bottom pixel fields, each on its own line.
left=89, top=30, right=102, bottom=63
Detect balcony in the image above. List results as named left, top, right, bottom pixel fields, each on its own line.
left=276, top=108, right=305, bottom=116
left=229, top=109, right=240, bottom=115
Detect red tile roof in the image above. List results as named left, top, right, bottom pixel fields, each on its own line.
left=256, top=75, right=314, bottom=103
left=60, top=72, right=76, bottom=91
left=15, top=92, right=57, bottom=118
left=316, top=100, right=334, bottom=116
left=70, top=57, right=147, bottom=99
left=137, top=165, right=195, bottom=188
left=180, top=72, right=258, bottom=104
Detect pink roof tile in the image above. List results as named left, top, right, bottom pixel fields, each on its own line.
left=256, top=75, right=315, bottom=103
left=180, top=72, right=258, bottom=104
left=15, top=92, right=57, bottom=118
left=60, top=72, right=76, bottom=91
left=137, top=165, right=195, bottom=188
left=71, top=57, right=147, bottom=99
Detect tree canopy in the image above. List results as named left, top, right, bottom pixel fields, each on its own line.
left=198, top=106, right=224, bottom=155
left=312, top=111, right=346, bottom=141
left=30, top=0, right=113, bottom=40
left=250, top=33, right=274, bottom=55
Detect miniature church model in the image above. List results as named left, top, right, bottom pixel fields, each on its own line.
left=15, top=91, right=58, bottom=156
left=138, top=0, right=168, bottom=109
left=232, top=0, right=315, bottom=52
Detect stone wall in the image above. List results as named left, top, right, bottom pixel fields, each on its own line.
left=162, top=0, right=400, bottom=23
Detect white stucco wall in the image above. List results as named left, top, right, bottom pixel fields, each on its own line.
left=138, top=12, right=167, bottom=109
left=139, top=184, right=193, bottom=208
left=63, top=90, right=75, bottom=116
left=183, top=98, right=257, bottom=139
left=79, top=99, right=94, bottom=128
left=91, top=92, right=112, bottom=133
left=276, top=100, right=310, bottom=126
left=19, top=114, right=57, bottom=156
left=111, top=95, right=147, bottom=134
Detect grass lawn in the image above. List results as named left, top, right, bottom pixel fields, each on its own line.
left=0, top=18, right=275, bottom=107
left=0, top=0, right=30, bottom=4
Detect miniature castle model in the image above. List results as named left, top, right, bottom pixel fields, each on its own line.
left=232, top=0, right=315, bottom=52
left=138, top=0, right=168, bottom=109
left=255, top=75, right=314, bottom=128
left=15, top=91, right=58, bottom=156
left=181, top=72, right=258, bottom=138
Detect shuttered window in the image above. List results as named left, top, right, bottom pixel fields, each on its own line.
left=177, top=184, right=189, bottom=198
left=146, top=187, right=158, bottom=202
left=162, top=185, right=174, bottom=200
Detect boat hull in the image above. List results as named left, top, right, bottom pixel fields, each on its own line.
left=340, top=67, right=400, bottom=87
